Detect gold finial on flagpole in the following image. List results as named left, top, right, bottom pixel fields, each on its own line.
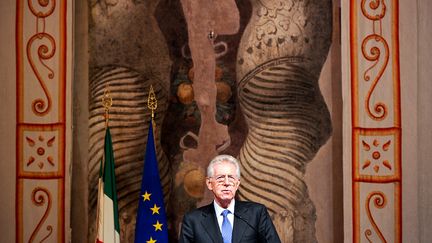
left=147, top=85, right=157, bottom=120
left=102, top=85, right=113, bottom=127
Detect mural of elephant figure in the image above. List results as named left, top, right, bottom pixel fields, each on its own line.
left=236, top=0, right=333, bottom=242
left=87, top=0, right=172, bottom=241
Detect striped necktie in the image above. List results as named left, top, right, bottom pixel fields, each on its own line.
left=221, top=209, right=232, bottom=243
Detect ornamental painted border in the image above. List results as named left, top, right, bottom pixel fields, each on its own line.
left=16, top=0, right=67, bottom=242
left=350, top=0, right=401, bottom=242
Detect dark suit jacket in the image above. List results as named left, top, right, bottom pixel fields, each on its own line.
left=179, top=201, right=281, bottom=243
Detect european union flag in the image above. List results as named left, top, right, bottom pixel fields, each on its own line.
left=134, top=122, right=168, bottom=243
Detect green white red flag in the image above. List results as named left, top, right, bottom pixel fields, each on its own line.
left=96, top=127, right=120, bottom=243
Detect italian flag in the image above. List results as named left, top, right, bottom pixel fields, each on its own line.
left=96, top=128, right=120, bottom=243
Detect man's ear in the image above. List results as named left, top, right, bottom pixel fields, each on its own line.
left=206, top=178, right=213, bottom=191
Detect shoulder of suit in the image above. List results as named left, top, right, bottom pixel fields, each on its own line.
left=184, top=203, right=214, bottom=216
left=236, top=200, right=266, bottom=209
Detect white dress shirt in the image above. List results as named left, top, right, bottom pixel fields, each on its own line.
left=213, top=199, right=235, bottom=233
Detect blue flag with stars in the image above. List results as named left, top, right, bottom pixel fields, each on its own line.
left=134, top=121, right=168, bottom=243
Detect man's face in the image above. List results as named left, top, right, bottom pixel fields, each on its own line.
left=206, top=161, right=240, bottom=208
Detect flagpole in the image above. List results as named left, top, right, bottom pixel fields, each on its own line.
left=96, top=85, right=113, bottom=243
left=134, top=85, right=168, bottom=243
left=100, top=85, right=113, bottom=181
left=102, top=85, right=113, bottom=127
left=147, top=84, right=157, bottom=128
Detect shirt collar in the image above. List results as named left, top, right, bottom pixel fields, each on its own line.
left=213, top=199, right=235, bottom=216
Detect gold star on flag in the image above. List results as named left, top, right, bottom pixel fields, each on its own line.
left=153, top=220, right=163, bottom=231
left=150, top=204, right=160, bottom=215
left=146, top=237, right=157, bottom=243
left=142, top=191, right=151, bottom=201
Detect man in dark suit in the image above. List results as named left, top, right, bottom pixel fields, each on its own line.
left=179, top=155, right=281, bottom=243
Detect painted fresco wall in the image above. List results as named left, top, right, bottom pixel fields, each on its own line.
left=0, top=0, right=431, bottom=243
left=84, top=0, right=334, bottom=242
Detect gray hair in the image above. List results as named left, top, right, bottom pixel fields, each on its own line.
left=206, top=154, right=241, bottom=178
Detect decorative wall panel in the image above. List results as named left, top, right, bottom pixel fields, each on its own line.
left=16, top=0, right=70, bottom=242
left=349, top=0, right=401, bottom=242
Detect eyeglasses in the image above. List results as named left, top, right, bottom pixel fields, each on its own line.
left=210, top=174, right=239, bottom=185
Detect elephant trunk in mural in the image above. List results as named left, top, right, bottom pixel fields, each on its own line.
left=179, top=0, right=240, bottom=169
left=236, top=0, right=333, bottom=242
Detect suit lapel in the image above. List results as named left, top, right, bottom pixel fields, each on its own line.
left=232, top=202, right=248, bottom=243
left=200, top=203, right=223, bottom=243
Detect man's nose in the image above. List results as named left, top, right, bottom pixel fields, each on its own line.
left=222, top=176, right=232, bottom=185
